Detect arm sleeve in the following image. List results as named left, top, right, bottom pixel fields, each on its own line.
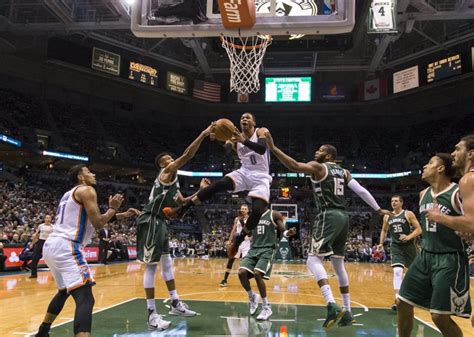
left=347, top=179, right=381, bottom=211
left=242, top=138, right=266, bottom=155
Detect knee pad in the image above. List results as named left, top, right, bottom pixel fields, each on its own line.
left=70, top=286, right=94, bottom=334
left=160, top=255, right=174, bottom=282
left=47, top=289, right=70, bottom=315
left=306, top=255, right=328, bottom=282
left=330, top=257, right=349, bottom=287
left=393, top=266, right=404, bottom=290
left=144, top=263, right=157, bottom=289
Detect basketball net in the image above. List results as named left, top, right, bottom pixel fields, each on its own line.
left=221, top=35, right=272, bottom=95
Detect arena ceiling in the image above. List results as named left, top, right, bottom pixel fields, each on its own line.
left=0, top=0, right=474, bottom=78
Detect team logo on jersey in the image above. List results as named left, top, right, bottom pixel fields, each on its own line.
left=256, top=0, right=318, bottom=16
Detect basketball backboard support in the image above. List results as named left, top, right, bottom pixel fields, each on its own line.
left=131, top=0, right=356, bottom=38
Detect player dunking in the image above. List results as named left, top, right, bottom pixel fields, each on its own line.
left=34, top=165, right=139, bottom=337
left=220, top=204, right=251, bottom=287
left=136, top=124, right=213, bottom=331
left=264, top=131, right=390, bottom=329
left=238, top=210, right=296, bottom=320
left=165, top=113, right=271, bottom=241
left=377, top=195, right=421, bottom=310
left=397, top=153, right=471, bottom=336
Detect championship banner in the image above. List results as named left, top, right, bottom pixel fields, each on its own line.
left=368, top=0, right=397, bottom=33
left=275, top=237, right=294, bottom=260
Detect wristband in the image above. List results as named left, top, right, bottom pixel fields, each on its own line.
left=283, top=230, right=289, bottom=238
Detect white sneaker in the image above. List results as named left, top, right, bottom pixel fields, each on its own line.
left=249, top=293, right=260, bottom=315
left=169, top=300, right=197, bottom=316
left=257, top=305, right=272, bottom=321
left=148, top=311, right=171, bottom=331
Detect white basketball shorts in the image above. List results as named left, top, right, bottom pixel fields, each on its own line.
left=226, top=168, right=272, bottom=203
left=43, top=236, right=95, bottom=292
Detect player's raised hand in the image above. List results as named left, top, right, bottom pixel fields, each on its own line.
left=203, top=122, right=216, bottom=137
left=287, top=227, right=297, bottom=237
left=200, top=178, right=211, bottom=189
left=232, top=126, right=245, bottom=143
left=109, top=194, right=124, bottom=210
left=263, top=130, right=275, bottom=149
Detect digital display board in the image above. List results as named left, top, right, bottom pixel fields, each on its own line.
left=320, top=84, right=353, bottom=101
left=427, top=54, right=462, bottom=83
left=393, top=66, right=419, bottom=94
left=166, top=71, right=188, bottom=94
left=91, top=47, right=120, bottom=76
left=128, top=61, right=158, bottom=87
left=265, top=77, right=311, bottom=102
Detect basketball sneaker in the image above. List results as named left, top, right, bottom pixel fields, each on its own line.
left=147, top=311, right=171, bottom=331
left=338, top=310, right=356, bottom=327
left=249, top=293, right=260, bottom=315
left=219, top=280, right=228, bottom=287
left=169, top=300, right=197, bottom=316
left=322, top=302, right=343, bottom=329
left=257, top=305, right=272, bottom=320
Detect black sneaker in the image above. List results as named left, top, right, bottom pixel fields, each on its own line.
left=219, top=280, right=228, bottom=287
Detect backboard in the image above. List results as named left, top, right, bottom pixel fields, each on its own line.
left=131, top=0, right=356, bottom=38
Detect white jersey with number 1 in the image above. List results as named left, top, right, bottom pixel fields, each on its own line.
left=50, top=186, right=94, bottom=246
left=236, top=128, right=270, bottom=173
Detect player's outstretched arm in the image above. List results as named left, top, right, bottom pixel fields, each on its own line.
left=165, top=123, right=214, bottom=174
left=400, top=211, right=422, bottom=241
left=346, top=171, right=391, bottom=216
left=176, top=178, right=211, bottom=206
left=377, top=215, right=389, bottom=249
left=76, top=186, right=124, bottom=230
left=263, top=130, right=325, bottom=177
left=425, top=174, right=474, bottom=233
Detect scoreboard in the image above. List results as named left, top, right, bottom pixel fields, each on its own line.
left=427, top=54, right=462, bottom=83
left=128, top=61, right=158, bottom=87
left=91, top=48, right=120, bottom=76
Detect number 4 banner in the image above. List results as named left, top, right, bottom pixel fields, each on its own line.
left=368, top=0, right=397, bottom=33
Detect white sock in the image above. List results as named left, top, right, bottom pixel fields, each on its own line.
left=247, top=290, right=254, bottom=298
left=169, top=290, right=179, bottom=300
left=147, top=299, right=156, bottom=311
left=341, top=293, right=351, bottom=311
left=262, top=297, right=269, bottom=306
left=321, top=284, right=335, bottom=304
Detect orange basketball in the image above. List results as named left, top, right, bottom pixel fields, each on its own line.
left=214, top=118, right=235, bottom=142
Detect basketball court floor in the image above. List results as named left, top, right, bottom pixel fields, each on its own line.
left=2, top=259, right=473, bottom=336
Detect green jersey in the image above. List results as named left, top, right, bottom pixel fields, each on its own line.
left=251, top=210, right=279, bottom=249
left=311, top=162, right=347, bottom=211
left=387, top=210, right=413, bottom=245
left=419, top=183, right=465, bottom=253
left=141, top=170, right=180, bottom=220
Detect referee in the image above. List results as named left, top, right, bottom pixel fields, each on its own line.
left=29, top=214, right=54, bottom=278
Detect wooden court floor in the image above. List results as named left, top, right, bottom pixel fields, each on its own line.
left=2, top=258, right=473, bottom=336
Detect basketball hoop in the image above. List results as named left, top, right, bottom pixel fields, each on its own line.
left=220, top=34, right=272, bottom=95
